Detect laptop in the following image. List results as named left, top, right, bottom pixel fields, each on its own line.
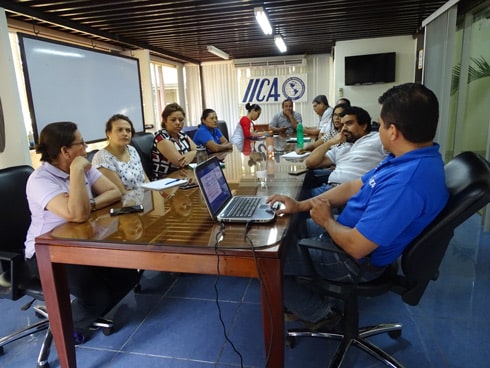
left=195, top=156, right=275, bottom=223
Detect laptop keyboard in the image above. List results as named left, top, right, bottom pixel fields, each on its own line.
left=225, top=197, right=261, bottom=218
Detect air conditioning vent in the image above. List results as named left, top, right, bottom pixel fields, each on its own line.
left=234, top=55, right=307, bottom=68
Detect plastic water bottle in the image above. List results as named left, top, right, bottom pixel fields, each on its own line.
left=296, top=122, right=304, bottom=149
left=265, top=130, right=274, bottom=160
left=196, top=145, right=208, bottom=164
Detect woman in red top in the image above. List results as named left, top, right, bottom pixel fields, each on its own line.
left=231, top=103, right=266, bottom=144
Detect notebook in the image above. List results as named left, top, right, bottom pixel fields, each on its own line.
left=195, top=157, right=275, bottom=223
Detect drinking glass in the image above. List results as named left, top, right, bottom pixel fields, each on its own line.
left=256, top=160, right=268, bottom=188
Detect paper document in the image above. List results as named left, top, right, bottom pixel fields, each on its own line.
left=281, top=151, right=311, bottom=160
left=141, top=178, right=188, bottom=191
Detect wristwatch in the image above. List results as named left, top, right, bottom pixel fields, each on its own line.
left=89, top=198, right=96, bottom=212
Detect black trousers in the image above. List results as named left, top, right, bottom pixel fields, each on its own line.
left=26, top=256, right=139, bottom=332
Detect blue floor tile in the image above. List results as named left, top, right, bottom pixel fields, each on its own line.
left=1, top=215, right=489, bottom=368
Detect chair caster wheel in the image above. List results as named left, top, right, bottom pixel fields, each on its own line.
left=35, top=311, right=44, bottom=319
left=285, top=335, right=296, bottom=348
left=102, top=326, right=113, bottom=336
left=133, top=284, right=142, bottom=294
left=34, top=305, right=48, bottom=319
left=37, top=362, right=50, bottom=368
left=388, top=330, right=402, bottom=339
left=90, top=318, right=114, bottom=336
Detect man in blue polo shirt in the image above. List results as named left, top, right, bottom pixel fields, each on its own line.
left=267, top=83, right=449, bottom=329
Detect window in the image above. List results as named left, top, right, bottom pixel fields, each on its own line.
left=150, top=62, right=179, bottom=129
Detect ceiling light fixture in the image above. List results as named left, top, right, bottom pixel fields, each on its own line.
left=207, top=45, right=229, bottom=60
left=274, top=34, right=287, bottom=53
left=254, top=7, right=272, bottom=35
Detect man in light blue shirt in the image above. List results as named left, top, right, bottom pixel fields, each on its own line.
left=269, top=98, right=302, bottom=136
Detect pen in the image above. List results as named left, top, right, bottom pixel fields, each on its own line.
left=165, top=178, right=181, bottom=185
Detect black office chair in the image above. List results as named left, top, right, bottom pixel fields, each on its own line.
left=0, top=165, right=116, bottom=368
left=130, top=131, right=154, bottom=178
left=286, top=151, right=490, bottom=367
left=183, top=125, right=198, bottom=140
left=86, top=148, right=99, bottom=163
left=0, top=165, right=52, bottom=367
left=217, top=120, right=229, bottom=141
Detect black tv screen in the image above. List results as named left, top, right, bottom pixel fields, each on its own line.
left=345, top=52, right=396, bottom=85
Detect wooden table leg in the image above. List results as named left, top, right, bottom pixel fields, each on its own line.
left=36, top=245, right=77, bottom=368
left=258, top=257, right=284, bottom=368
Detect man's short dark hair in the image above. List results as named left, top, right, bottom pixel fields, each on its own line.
left=341, top=106, right=372, bottom=132
left=312, top=95, right=329, bottom=106
left=378, top=83, right=439, bottom=143
left=282, top=98, right=293, bottom=107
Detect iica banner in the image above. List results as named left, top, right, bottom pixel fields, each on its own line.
left=241, top=74, right=307, bottom=104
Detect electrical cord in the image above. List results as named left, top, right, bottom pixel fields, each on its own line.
left=213, top=221, right=244, bottom=368
left=212, top=220, right=276, bottom=367
left=242, top=221, right=274, bottom=368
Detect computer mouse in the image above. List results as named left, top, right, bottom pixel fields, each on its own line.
left=271, top=202, right=282, bottom=211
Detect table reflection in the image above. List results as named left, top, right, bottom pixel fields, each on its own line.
left=51, top=143, right=308, bottom=247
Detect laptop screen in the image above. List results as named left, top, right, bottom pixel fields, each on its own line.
left=195, top=157, right=232, bottom=216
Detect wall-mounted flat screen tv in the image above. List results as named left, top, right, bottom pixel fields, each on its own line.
left=18, top=33, right=144, bottom=143
left=344, top=52, right=396, bottom=85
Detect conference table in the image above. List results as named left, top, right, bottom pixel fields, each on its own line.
left=35, top=136, right=310, bottom=368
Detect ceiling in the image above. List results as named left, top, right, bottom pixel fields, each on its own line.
left=2, top=0, right=453, bottom=64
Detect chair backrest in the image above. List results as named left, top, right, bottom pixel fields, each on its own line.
left=86, top=149, right=99, bottom=163
left=398, top=151, right=490, bottom=305
left=183, top=126, right=198, bottom=140
left=0, top=165, right=34, bottom=254
left=130, top=132, right=154, bottom=178
left=217, top=120, right=229, bottom=141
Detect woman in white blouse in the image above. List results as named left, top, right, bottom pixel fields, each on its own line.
left=92, top=114, right=149, bottom=194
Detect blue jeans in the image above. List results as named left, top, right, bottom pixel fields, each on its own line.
left=310, top=182, right=333, bottom=198
left=283, top=219, right=384, bottom=322
left=301, top=169, right=333, bottom=199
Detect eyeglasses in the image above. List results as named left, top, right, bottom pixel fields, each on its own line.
left=71, top=140, right=87, bottom=147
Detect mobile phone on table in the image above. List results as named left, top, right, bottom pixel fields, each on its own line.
left=109, top=204, right=144, bottom=216
left=179, top=182, right=199, bottom=190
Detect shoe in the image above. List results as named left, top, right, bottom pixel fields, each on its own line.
left=303, top=306, right=343, bottom=332
left=0, top=271, right=11, bottom=288
left=73, top=331, right=87, bottom=345
left=284, top=311, right=301, bottom=322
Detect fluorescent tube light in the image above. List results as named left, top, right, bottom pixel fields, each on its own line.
left=274, top=34, right=287, bottom=53
left=206, top=45, right=230, bottom=60
left=254, top=7, right=272, bottom=35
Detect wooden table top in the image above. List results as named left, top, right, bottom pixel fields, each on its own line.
left=47, top=139, right=308, bottom=253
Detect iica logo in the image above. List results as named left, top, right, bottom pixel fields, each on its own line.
left=282, top=77, right=305, bottom=101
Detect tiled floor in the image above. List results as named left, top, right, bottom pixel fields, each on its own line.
left=1, top=214, right=489, bottom=368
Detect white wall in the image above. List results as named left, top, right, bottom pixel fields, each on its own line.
left=333, top=35, right=417, bottom=121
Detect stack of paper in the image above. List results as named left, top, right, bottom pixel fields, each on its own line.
left=281, top=151, right=311, bottom=161
left=141, top=178, right=188, bottom=191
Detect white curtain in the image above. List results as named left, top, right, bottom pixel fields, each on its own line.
left=184, top=63, right=203, bottom=126
left=200, top=61, right=239, bottom=130
left=422, top=1, right=458, bottom=160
